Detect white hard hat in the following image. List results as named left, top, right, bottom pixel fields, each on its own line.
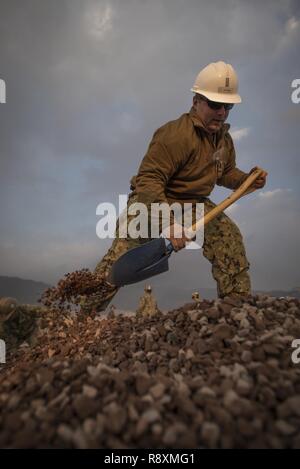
left=191, top=61, right=242, bottom=104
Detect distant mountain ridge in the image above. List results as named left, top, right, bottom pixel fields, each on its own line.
left=0, top=275, right=299, bottom=308
left=0, top=276, right=51, bottom=304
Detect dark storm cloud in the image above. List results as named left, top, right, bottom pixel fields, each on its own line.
left=0, top=0, right=299, bottom=303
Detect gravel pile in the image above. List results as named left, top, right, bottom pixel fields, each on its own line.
left=40, top=268, right=116, bottom=312
left=0, top=294, right=300, bottom=449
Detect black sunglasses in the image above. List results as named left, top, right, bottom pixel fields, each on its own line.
left=200, top=95, right=234, bottom=111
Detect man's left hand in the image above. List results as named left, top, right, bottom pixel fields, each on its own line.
left=249, top=166, right=268, bottom=189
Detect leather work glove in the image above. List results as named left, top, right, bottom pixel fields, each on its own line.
left=249, top=166, right=268, bottom=189
left=162, top=222, right=191, bottom=252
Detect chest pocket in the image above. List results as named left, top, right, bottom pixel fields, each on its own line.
left=212, top=147, right=227, bottom=179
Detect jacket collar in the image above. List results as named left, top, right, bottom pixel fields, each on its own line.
left=189, top=107, right=230, bottom=138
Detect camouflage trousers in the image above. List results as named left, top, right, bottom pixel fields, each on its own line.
left=0, top=305, right=40, bottom=348
left=88, top=194, right=251, bottom=312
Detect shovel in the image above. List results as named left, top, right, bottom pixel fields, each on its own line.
left=108, top=168, right=264, bottom=286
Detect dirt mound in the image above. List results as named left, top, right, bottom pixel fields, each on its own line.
left=0, top=295, right=300, bottom=449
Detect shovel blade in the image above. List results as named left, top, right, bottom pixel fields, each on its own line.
left=108, top=238, right=173, bottom=286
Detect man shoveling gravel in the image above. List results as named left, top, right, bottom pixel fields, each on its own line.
left=40, top=62, right=267, bottom=315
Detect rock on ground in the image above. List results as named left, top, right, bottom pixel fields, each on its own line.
left=0, top=294, right=300, bottom=449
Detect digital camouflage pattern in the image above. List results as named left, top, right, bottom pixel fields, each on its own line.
left=202, top=199, right=251, bottom=298
left=0, top=297, right=45, bottom=347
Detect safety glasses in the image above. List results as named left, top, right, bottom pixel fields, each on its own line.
left=200, top=95, right=234, bottom=111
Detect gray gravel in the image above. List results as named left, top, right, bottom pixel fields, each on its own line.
left=0, top=294, right=300, bottom=448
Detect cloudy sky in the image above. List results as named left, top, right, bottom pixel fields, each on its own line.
left=0, top=0, right=300, bottom=308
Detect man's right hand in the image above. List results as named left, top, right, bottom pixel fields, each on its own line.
left=163, top=223, right=191, bottom=252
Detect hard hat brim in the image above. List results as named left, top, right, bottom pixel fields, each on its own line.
left=191, top=88, right=242, bottom=104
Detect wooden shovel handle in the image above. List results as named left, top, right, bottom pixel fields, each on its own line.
left=187, top=168, right=265, bottom=236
